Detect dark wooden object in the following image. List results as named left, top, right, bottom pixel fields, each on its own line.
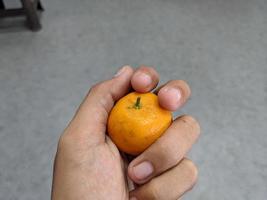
left=0, top=0, right=44, bottom=31
left=0, top=0, right=5, bottom=10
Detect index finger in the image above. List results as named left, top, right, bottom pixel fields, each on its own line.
left=63, top=66, right=134, bottom=145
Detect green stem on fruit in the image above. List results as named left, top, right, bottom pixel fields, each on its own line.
left=134, top=97, right=141, bottom=109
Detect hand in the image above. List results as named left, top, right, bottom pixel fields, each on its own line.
left=51, top=65, right=200, bottom=200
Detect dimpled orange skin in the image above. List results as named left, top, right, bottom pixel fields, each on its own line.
left=108, top=92, right=172, bottom=155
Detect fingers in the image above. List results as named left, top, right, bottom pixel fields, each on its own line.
left=129, top=158, right=198, bottom=200
left=156, top=80, right=191, bottom=111
left=62, top=65, right=159, bottom=146
left=63, top=65, right=134, bottom=145
left=128, top=115, right=200, bottom=184
left=131, top=66, right=159, bottom=93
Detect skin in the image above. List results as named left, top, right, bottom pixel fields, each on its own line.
left=51, top=66, right=201, bottom=200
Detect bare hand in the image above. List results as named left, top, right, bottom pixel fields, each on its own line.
left=51, top=66, right=200, bottom=200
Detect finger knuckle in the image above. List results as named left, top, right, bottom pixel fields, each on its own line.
left=58, top=130, right=89, bottom=151
left=147, top=180, right=162, bottom=199
left=157, top=142, right=179, bottom=166
left=56, top=133, right=90, bottom=166
left=183, top=159, right=198, bottom=186
left=179, top=115, right=201, bottom=137
left=57, top=133, right=75, bottom=150
left=90, top=82, right=105, bottom=93
left=57, top=134, right=73, bottom=156
left=90, top=80, right=113, bottom=93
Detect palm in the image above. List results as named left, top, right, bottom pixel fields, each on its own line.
left=95, top=139, right=133, bottom=200
left=52, top=136, right=132, bottom=200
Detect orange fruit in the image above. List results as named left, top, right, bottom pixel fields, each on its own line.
left=108, top=92, right=172, bottom=155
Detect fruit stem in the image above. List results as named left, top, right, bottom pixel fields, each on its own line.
left=134, top=97, right=141, bottom=109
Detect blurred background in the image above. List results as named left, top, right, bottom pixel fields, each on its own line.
left=0, top=0, right=267, bottom=199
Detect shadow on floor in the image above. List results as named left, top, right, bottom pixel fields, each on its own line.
left=0, top=17, right=30, bottom=33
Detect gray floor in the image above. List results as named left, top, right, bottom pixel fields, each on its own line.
left=0, top=0, right=267, bottom=199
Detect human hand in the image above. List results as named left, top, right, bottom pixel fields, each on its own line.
left=51, top=66, right=200, bottom=200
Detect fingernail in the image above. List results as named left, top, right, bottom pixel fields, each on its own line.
left=130, top=197, right=137, bottom=200
left=132, top=161, right=153, bottom=180
left=114, top=66, right=128, bottom=77
left=165, top=87, right=182, bottom=106
left=136, top=72, right=152, bottom=87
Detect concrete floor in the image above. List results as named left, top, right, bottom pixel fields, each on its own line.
left=0, top=0, right=267, bottom=199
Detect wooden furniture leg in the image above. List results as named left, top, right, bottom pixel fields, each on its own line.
left=37, top=0, right=44, bottom=11
left=0, top=0, right=5, bottom=10
left=20, top=0, right=41, bottom=31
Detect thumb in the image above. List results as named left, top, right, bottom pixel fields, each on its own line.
left=64, top=66, right=134, bottom=145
